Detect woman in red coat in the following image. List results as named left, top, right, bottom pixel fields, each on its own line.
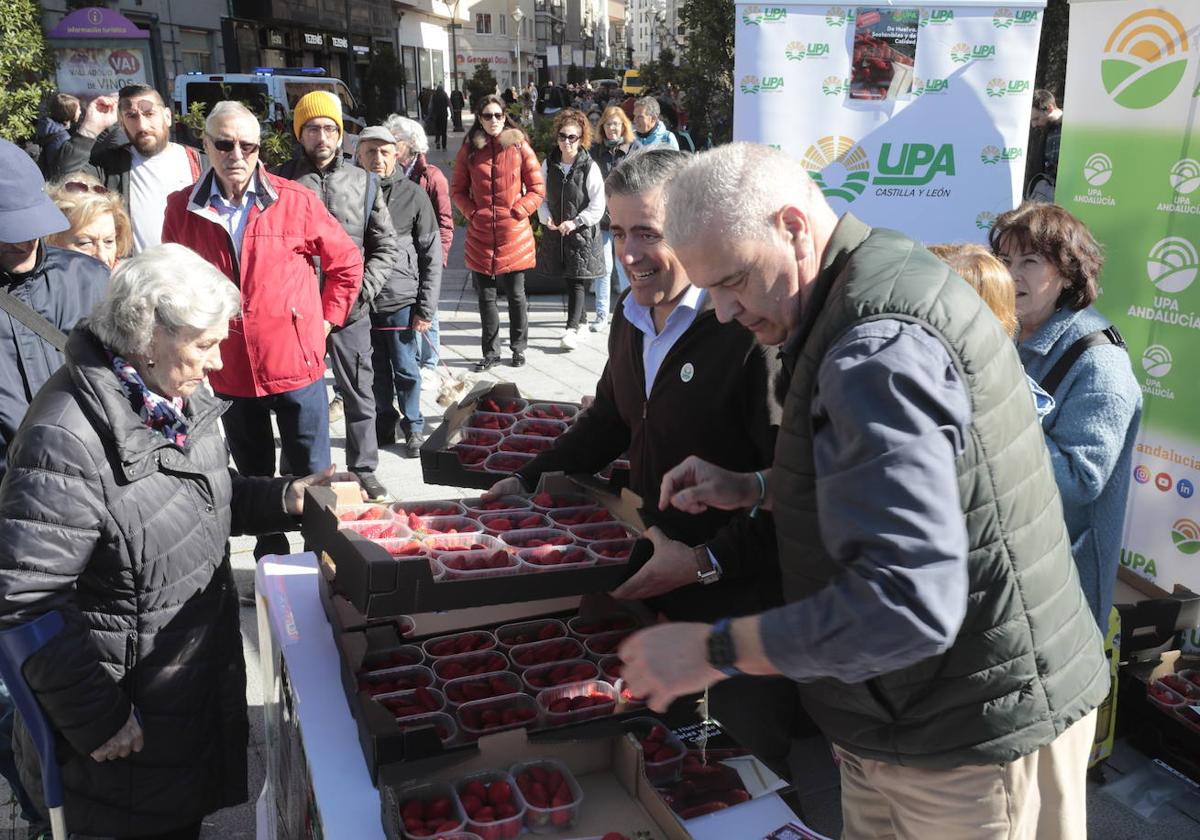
left=451, top=94, right=545, bottom=370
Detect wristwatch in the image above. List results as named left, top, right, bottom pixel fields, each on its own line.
left=706, top=618, right=743, bottom=677
left=693, top=546, right=721, bottom=586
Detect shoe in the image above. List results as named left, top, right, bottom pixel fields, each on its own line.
left=560, top=329, right=578, bottom=350
left=404, top=432, right=426, bottom=459
left=512, top=352, right=526, bottom=367
left=377, top=422, right=397, bottom=447
left=589, top=315, right=608, bottom=333
left=354, top=470, right=393, bottom=502
left=474, top=357, right=500, bottom=372
left=328, top=396, right=344, bottom=423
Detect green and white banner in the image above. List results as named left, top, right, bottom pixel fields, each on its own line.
left=734, top=2, right=1044, bottom=242
left=1059, top=0, right=1200, bottom=598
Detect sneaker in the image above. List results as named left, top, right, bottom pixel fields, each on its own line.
left=560, top=329, right=579, bottom=350
left=474, top=357, right=500, bottom=372
left=404, top=432, right=426, bottom=459
left=328, top=396, right=344, bottom=423
left=354, top=471, right=393, bottom=502
left=512, top=352, right=526, bottom=367
left=589, top=315, right=608, bottom=333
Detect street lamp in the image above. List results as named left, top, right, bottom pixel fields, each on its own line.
left=512, top=7, right=525, bottom=91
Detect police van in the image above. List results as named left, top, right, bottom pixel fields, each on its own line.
left=172, top=67, right=365, bottom=152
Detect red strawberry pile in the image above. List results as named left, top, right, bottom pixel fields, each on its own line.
left=507, top=532, right=572, bottom=548
left=445, top=674, right=520, bottom=704
left=470, top=413, right=514, bottom=431
left=352, top=521, right=397, bottom=539
left=421, top=518, right=480, bottom=536
left=436, top=652, right=509, bottom=681
left=461, top=430, right=501, bottom=447
left=659, top=751, right=751, bottom=818
left=398, top=503, right=461, bottom=518
left=515, top=421, right=565, bottom=439
left=600, top=657, right=623, bottom=681
left=432, top=541, right=492, bottom=553
left=399, top=795, right=461, bottom=837
left=637, top=723, right=681, bottom=764
left=426, top=633, right=495, bottom=658
left=441, top=551, right=512, bottom=573
left=525, top=404, right=573, bottom=421
left=359, top=647, right=421, bottom=671
left=546, top=692, right=615, bottom=717
left=573, top=524, right=631, bottom=541
left=531, top=493, right=588, bottom=510
left=512, top=639, right=582, bottom=667
left=480, top=397, right=524, bottom=414
left=382, top=539, right=427, bottom=557
left=459, top=701, right=536, bottom=732
left=455, top=445, right=488, bottom=466
left=357, top=668, right=432, bottom=696
left=498, top=621, right=563, bottom=647
left=500, top=436, right=552, bottom=454
left=523, top=548, right=589, bottom=566
left=525, top=661, right=596, bottom=688
left=1149, top=681, right=1184, bottom=706
left=591, top=541, right=633, bottom=560
left=483, top=513, right=545, bottom=532
left=572, top=616, right=637, bottom=636
left=515, top=764, right=577, bottom=826
left=486, top=454, right=531, bottom=472
left=587, top=632, right=632, bottom=655
left=339, top=505, right=389, bottom=522
left=379, top=686, right=442, bottom=719
left=475, top=498, right=530, bottom=512
left=553, top=508, right=613, bottom=526
left=458, top=779, right=522, bottom=839
left=1161, top=674, right=1200, bottom=699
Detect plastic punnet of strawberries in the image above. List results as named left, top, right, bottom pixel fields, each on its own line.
left=398, top=792, right=463, bottom=838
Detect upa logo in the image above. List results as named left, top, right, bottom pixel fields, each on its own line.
left=785, top=41, right=831, bottom=61
left=1120, top=546, right=1158, bottom=578
left=1084, top=153, right=1114, bottom=187
left=1142, top=344, right=1173, bottom=377
left=740, top=75, right=761, bottom=95
left=759, top=76, right=785, bottom=93
left=821, top=76, right=849, bottom=96
left=108, top=50, right=141, bottom=75
left=1171, top=517, right=1200, bottom=555
left=975, top=211, right=996, bottom=230
left=824, top=6, right=854, bottom=27
left=875, top=143, right=956, bottom=186
left=920, top=9, right=954, bottom=27
left=1146, top=236, right=1200, bottom=293
left=951, top=42, right=996, bottom=63
left=986, top=78, right=1031, bottom=97
left=980, top=146, right=1022, bottom=165
left=742, top=5, right=787, bottom=25
left=1169, top=158, right=1200, bottom=194
left=993, top=8, right=1039, bottom=29
left=803, top=136, right=871, bottom=203
left=912, top=77, right=949, bottom=96
left=1102, top=9, right=1191, bottom=109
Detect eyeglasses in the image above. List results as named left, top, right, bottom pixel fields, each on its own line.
left=302, top=124, right=340, bottom=137
left=122, top=105, right=160, bottom=121
left=206, top=136, right=260, bottom=156
left=480, top=112, right=505, bottom=120
left=62, top=181, right=108, bottom=195
left=557, top=132, right=581, bottom=143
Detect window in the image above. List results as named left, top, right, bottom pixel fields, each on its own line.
left=476, top=13, right=492, bottom=33
left=179, top=28, right=213, bottom=74
left=500, top=14, right=507, bottom=35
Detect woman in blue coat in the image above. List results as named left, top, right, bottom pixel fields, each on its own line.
left=991, top=202, right=1142, bottom=630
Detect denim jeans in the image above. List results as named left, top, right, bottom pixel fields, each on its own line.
left=417, top=312, right=441, bottom=371
left=596, top=230, right=630, bottom=319
left=371, top=306, right=424, bottom=440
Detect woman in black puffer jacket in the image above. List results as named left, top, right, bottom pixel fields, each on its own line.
left=0, top=245, right=353, bottom=840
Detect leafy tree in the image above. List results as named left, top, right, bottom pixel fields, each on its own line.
left=0, top=0, right=55, bottom=144
left=362, top=46, right=405, bottom=124
left=638, top=46, right=678, bottom=93
left=590, top=62, right=619, bottom=81
left=676, top=0, right=735, bottom=145
left=465, top=61, right=498, bottom=111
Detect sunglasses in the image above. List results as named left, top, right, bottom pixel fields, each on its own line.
left=62, top=181, right=108, bottom=195
left=207, top=136, right=260, bottom=155
left=480, top=112, right=505, bottom=120
left=557, top=132, right=581, bottom=142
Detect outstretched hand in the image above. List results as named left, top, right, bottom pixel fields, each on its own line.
left=286, top=464, right=364, bottom=514
left=659, top=456, right=761, bottom=515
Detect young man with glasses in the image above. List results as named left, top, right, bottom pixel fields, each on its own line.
left=163, top=101, right=364, bottom=560
left=48, top=84, right=203, bottom=252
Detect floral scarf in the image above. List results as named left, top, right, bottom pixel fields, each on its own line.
left=110, top=354, right=189, bottom=446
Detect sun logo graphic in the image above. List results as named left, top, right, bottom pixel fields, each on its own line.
left=1146, top=236, right=1200, bottom=293
left=986, top=78, right=1008, bottom=97
left=740, top=75, right=761, bottom=95
left=993, top=8, right=1038, bottom=29
left=1142, top=344, right=1172, bottom=378
left=742, top=5, right=763, bottom=25
left=1169, top=158, right=1200, bottom=195
left=1103, top=9, right=1191, bottom=109
left=980, top=145, right=1002, bottom=165
left=804, top=136, right=871, bottom=203
left=825, top=6, right=852, bottom=27
left=1084, top=153, right=1114, bottom=187
left=1171, top=518, right=1200, bottom=555
left=821, top=76, right=849, bottom=96
left=975, top=211, right=996, bottom=230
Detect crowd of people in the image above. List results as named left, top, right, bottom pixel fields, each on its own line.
left=0, top=77, right=1143, bottom=840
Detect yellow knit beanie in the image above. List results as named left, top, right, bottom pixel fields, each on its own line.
left=293, top=90, right=343, bottom=140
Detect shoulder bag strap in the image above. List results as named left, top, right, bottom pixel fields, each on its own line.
left=1039, top=326, right=1126, bottom=396
left=363, top=171, right=377, bottom=240
left=0, top=287, right=68, bottom=352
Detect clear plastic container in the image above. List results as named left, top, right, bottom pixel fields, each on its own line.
left=374, top=536, right=430, bottom=559
left=567, top=613, right=640, bottom=639
left=456, top=693, right=539, bottom=740
left=467, top=411, right=518, bottom=432
left=1159, top=673, right=1200, bottom=701
left=583, top=629, right=633, bottom=659
left=528, top=491, right=595, bottom=513
left=413, top=515, right=484, bottom=536
left=457, top=428, right=504, bottom=450
left=476, top=395, right=529, bottom=415
left=595, top=458, right=631, bottom=482
left=587, top=538, right=637, bottom=565
left=394, top=779, right=468, bottom=840
left=392, top=499, right=467, bottom=518
left=547, top=505, right=611, bottom=528
left=508, top=637, right=585, bottom=671
left=462, top=495, right=535, bottom=516
left=423, top=532, right=505, bottom=556
left=375, top=686, right=447, bottom=719
left=339, top=518, right=407, bottom=541
left=517, top=545, right=594, bottom=572
left=511, top=417, right=569, bottom=439
left=336, top=503, right=395, bottom=523
left=509, top=758, right=583, bottom=834
left=499, top=434, right=555, bottom=455
left=623, top=716, right=686, bottom=784
left=1148, top=680, right=1188, bottom=711
left=393, top=710, right=458, bottom=745
left=359, top=644, right=425, bottom=672
left=597, top=655, right=646, bottom=707
left=432, top=650, right=512, bottom=684
left=500, top=527, right=575, bottom=549
left=523, top=402, right=580, bottom=423
left=443, top=670, right=525, bottom=708
left=494, top=618, right=567, bottom=650
left=435, top=548, right=521, bottom=581
left=522, top=659, right=599, bottom=691
left=356, top=663, right=435, bottom=697
left=454, top=443, right=492, bottom=470
left=483, top=451, right=536, bottom=474
left=537, top=679, right=619, bottom=726
left=423, top=630, right=499, bottom=659
left=567, top=521, right=638, bottom=545
left=478, top=511, right=550, bottom=536
left=1181, top=669, right=1200, bottom=691
left=455, top=769, right=528, bottom=840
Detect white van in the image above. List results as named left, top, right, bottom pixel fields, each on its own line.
left=172, top=68, right=365, bottom=153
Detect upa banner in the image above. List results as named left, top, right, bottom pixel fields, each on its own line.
left=734, top=3, right=1043, bottom=243
left=1058, top=0, right=1200, bottom=597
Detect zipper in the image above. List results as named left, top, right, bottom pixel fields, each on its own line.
left=124, top=631, right=137, bottom=671
left=489, top=139, right=498, bottom=276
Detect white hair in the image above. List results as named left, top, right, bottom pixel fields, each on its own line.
left=89, top=244, right=241, bottom=356
left=205, top=100, right=261, bottom=138
left=383, top=114, right=429, bottom=155
left=663, top=142, right=827, bottom=249
left=634, top=97, right=660, bottom=119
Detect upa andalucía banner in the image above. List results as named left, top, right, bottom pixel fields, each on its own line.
left=733, top=3, right=1044, bottom=243
left=1058, top=0, right=1200, bottom=603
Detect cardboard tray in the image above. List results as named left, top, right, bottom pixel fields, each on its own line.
left=304, top=474, right=651, bottom=618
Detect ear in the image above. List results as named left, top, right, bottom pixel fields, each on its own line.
left=162, top=107, right=173, bottom=127
left=776, top=205, right=812, bottom=263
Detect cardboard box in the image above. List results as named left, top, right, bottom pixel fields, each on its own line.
left=380, top=728, right=689, bottom=840
left=303, top=475, right=650, bottom=619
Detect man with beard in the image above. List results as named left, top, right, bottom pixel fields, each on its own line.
left=49, top=84, right=204, bottom=252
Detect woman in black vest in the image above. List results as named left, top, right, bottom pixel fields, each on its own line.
left=537, top=108, right=607, bottom=350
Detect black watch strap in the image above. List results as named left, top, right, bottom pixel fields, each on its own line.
left=706, top=618, right=742, bottom=677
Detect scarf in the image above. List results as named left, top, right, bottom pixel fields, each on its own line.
left=110, top=353, right=189, bottom=446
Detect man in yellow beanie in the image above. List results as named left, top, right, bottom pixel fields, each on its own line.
left=273, top=90, right=399, bottom=502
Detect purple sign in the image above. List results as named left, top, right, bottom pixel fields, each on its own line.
left=48, top=7, right=149, bottom=40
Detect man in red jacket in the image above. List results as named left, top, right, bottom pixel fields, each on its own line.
left=163, top=100, right=363, bottom=558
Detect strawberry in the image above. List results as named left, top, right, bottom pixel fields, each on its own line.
left=460, top=793, right=484, bottom=814
left=487, top=780, right=512, bottom=806
left=537, top=623, right=561, bottom=640
left=528, top=782, right=549, bottom=807
left=462, top=780, right=488, bottom=802
left=646, top=724, right=668, bottom=743
left=532, top=493, right=554, bottom=507
left=585, top=509, right=613, bottom=523
left=485, top=551, right=510, bottom=569
left=489, top=675, right=514, bottom=694
left=427, top=798, right=451, bottom=820
left=528, top=766, right=548, bottom=784
left=518, top=514, right=544, bottom=528
left=401, top=800, right=425, bottom=821
left=431, top=819, right=462, bottom=833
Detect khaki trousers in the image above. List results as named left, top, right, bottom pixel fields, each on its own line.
left=836, top=709, right=1096, bottom=840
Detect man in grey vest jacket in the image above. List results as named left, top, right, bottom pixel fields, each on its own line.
left=617, top=143, right=1108, bottom=839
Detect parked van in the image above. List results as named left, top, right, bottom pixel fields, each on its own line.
left=172, top=68, right=365, bottom=152
left=622, top=69, right=644, bottom=95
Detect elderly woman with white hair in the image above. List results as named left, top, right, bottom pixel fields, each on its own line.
left=0, top=244, right=354, bottom=840
left=384, top=114, right=455, bottom=375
